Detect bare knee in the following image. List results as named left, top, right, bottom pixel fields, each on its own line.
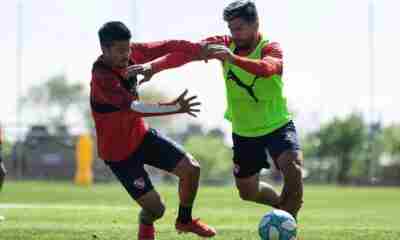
left=237, top=185, right=257, bottom=201
left=187, top=156, right=201, bottom=177
left=141, top=202, right=166, bottom=222
left=137, top=191, right=166, bottom=223
left=175, top=155, right=200, bottom=179
left=277, top=151, right=303, bottom=172
left=152, top=203, right=166, bottom=220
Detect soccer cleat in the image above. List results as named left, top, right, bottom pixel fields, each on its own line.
left=138, top=223, right=155, bottom=240
left=175, top=218, right=217, bottom=238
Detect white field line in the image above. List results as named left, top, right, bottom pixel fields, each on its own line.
left=0, top=203, right=131, bottom=210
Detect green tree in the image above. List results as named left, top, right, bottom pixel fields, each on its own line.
left=20, top=74, right=86, bottom=127
left=316, top=113, right=367, bottom=184
left=383, top=124, right=400, bottom=157
left=184, top=135, right=232, bottom=183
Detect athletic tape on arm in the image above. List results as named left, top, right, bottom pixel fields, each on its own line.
left=130, top=100, right=180, bottom=114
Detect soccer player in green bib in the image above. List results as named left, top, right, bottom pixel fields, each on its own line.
left=132, top=0, right=303, bottom=220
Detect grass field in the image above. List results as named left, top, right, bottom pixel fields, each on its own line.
left=0, top=181, right=399, bottom=240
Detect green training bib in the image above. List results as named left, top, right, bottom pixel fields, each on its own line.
left=223, top=35, right=291, bottom=137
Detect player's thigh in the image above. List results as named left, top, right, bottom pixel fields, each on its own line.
left=105, top=158, right=154, bottom=201
left=141, top=128, right=196, bottom=175
left=264, top=121, right=302, bottom=168
left=235, top=174, right=260, bottom=199
left=232, top=133, right=269, bottom=179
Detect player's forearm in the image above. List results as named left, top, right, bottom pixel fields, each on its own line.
left=231, top=55, right=283, bottom=77
left=133, top=40, right=202, bottom=62
left=130, top=100, right=180, bottom=117
left=163, top=40, right=202, bottom=55
left=150, top=52, right=197, bottom=74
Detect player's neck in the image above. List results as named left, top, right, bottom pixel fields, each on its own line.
left=235, top=33, right=261, bottom=55
left=101, top=56, right=114, bottom=69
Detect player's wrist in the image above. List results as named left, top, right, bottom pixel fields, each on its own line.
left=159, top=102, right=181, bottom=113
left=230, top=54, right=240, bottom=64
left=142, top=63, right=152, bottom=73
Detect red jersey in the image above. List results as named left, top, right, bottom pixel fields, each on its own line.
left=146, top=34, right=283, bottom=78
left=90, top=40, right=203, bottom=162
left=90, top=58, right=148, bottom=162
left=200, top=34, right=283, bottom=77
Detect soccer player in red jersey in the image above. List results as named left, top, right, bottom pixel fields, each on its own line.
left=90, top=22, right=216, bottom=239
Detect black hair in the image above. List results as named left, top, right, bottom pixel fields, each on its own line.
left=223, top=0, right=258, bottom=23
left=98, top=21, right=131, bottom=47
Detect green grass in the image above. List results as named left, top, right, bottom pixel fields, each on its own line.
left=0, top=181, right=399, bottom=240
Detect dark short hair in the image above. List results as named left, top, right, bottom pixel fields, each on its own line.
left=98, top=21, right=131, bottom=47
left=223, top=0, right=258, bottom=23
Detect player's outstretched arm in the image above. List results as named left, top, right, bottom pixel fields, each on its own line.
left=130, top=89, right=201, bottom=118
left=127, top=36, right=231, bottom=85
left=128, top=45, right=210, bottom=86
left=206, top=42, right=283, bottom=78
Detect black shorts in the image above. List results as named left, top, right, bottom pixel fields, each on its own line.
left=105, top=128, right=186, bottom=200
left=232, top=120, right=301, bottom=178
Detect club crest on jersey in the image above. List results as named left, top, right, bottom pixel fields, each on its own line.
left=233, top=164, right=240, bottom=174
left=285, top=131, right=297, bottom=143
left=133, top=177, right=145, bottom=189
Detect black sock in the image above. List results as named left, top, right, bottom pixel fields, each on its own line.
left=177, top=205, right=192, bottom=224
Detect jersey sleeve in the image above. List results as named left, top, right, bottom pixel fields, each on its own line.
left=130, top=40, right=203, bottom=64
left=231, top=42, right=283, bottom=77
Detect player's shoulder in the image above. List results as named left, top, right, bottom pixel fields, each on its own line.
left=262, top=40, right=283, bottom=58
left=264, top=41, right=282, bottom=50
left=92, top=58, right=111, bottom=76
left=91, top=60, right=117, bottom=86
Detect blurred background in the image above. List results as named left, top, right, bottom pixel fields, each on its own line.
left=1, top=0, right=400, bottom=186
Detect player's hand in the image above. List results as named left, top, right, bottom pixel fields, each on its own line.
left=205, top=44, right=234, bottom=62
left=127, top=63, right=153, bottom=85
left=172, top=89, right=201, bottom=117
left=199, top=42, right=211, bottom=63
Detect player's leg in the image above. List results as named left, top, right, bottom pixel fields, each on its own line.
left=235, top=173, right=280, bottom=207
left=135, top=190, right=165, bottom=240
left=171, top=156, right=200, bottom=222
left=172, top=156, right=218, bottom=237
left=142, top=128, right=216, bottom=237
left=275, top=150, right=303, bottom=220
left=232, top=133, right=280, bottom=207
left=105, top=155, right=162, bottom=240
left=266, top=121, right=303, bottom=220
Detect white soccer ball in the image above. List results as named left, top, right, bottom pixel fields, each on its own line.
left=258, top=209, right=297, bottom=240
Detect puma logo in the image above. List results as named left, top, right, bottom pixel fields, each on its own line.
left=227, top=70, right=259, bottom=102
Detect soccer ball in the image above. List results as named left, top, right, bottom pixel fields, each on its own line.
left=258, top=209, right=297, bottom=240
